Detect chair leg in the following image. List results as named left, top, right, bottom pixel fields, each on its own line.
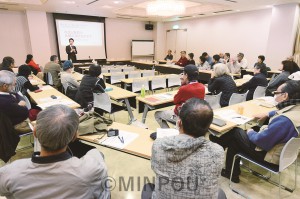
left=229, top=155, right=249, bottom=198
left=278, top=173, right=281, bottom=199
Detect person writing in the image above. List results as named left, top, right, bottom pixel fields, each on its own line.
left=66, top=38, right=77, bottom=62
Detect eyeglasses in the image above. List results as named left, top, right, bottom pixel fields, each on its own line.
left=273, top=91, right=285, bottom=95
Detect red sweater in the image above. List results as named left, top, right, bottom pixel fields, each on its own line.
left=173, top=83, right=205, bottom=115
left=28, top=60, right=41, bottom=72
left=176, top=57, right=188, bottom=67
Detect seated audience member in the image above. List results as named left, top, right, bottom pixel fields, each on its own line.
left=75, top=64, right=106, bottom=108
left=174, top=51, right=188, bottom=67
left=0, top=56, right=15, bottom=72
left=254, top=55, right=271, bottom=71
left=14, top=65, right=39, bottom=96
left=164, top=49, right=173, bottom=61
left=240, top=63, right=268, bottom=100
left=0, top=70, right=28, bottom=125
left=208, top=63, right=237, bottom=107
left=198, top=55, right=210, bottom=70
left=147, top=98, right=224, bottom=198
left=202, top=52, right=213, bottom=66
left=61, top=60, right=80, bottom=91
left=230, top=53, right=248, bottom=73
left=44, top=55, right=62, bottom=89
left=187, top=53, right=196, bottom=65
left=267, top=60, right=296, bottom=92
left=224, top=53, right=231, bottom=63
left=0, top=104, right=110, bottom=198
left=210, top=80, right=300, bottom=183
left=25, top=54, right=41, bottom=75
left=211, top=54, right=221, bottom=69
left=155, top=65, right=205, bottom=128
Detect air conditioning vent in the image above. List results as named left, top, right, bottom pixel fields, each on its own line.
left=224, top=0, right=237, bottom=3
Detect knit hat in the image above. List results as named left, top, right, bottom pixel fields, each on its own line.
left=63, top=60, right=73, bottom=71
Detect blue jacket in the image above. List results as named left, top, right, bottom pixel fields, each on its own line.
left=247, top=110, right=298, bottom=151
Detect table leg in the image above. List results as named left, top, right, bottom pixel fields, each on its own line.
left=124, top=98, right=136, bottom=124
left=142, top=105, right=149, bottom=124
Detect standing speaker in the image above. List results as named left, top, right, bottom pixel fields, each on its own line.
left=145, top=24, right=153, bottom=30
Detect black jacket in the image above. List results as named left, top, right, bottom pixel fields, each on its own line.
left=0, top=112, right=20, bottom=163
left=66, top=45, right=77, bottom=62
left=75, top=75, right=106, bottom=108
left=208, top=75, right=237, bottom=107
left=240, top=73, right=268, bottom=100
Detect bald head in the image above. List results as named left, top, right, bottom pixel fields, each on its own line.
left=179, top=98, right=213, bottom=137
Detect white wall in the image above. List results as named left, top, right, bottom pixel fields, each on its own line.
left=0, top=10, right=30, bottom=66
left=26, top=11, right=52, bottom=66
left=163, top=9, right=273, bottom=67
left=105, top=18, right=154, bottom=60
left=266, top=4, right=299, bottom=68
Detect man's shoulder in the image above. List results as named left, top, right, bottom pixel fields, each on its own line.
left=0, top=158, right=32, bottom=175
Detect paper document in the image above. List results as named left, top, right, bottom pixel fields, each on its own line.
left=40, top=85, right=53, bottom=91
left=38, top=99, right=76, bottom=109
left=157, top=128, right=179, bottom=139
left=256, top=96, right=277, bottom=107
left=214, top=109, right=252, bottom=125
left=100, top=130, right=138, bottom=149
left=155, top=93, right=173, bottom=100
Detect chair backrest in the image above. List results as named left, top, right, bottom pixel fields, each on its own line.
left=253, top=86, right=267, bottom=99
left=128, top=71, right=141, bottom=79
left=204, top=92, right=222, bottom=109
left=123, top=67, right=135, bottom=72
left=110, top=68, right=122, bottom=73
left=142, top=70, right=155, bottom=77
left=101, top=68, right=109, bottom=74
left=279, top=137, right=300, bottom=171
left=111, top=72, right=125, bottom=84
left=47, top=72, right=53, bottom=85
left=93, top=93, right=111, bottom=113
left=228, top=91, right=248, bottom=106
left=151, top=76, right=167, bottom=90
left=132, top=78, right=149, bottom=93
left=167, top=74, right=181, bottom=88
left=17, top=91, right=31, bottom=110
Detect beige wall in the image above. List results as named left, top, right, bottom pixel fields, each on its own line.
left=105, top=18, right=154, bottom=60
left=0, top=10, right=30, bottom=66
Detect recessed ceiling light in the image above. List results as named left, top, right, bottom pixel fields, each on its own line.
left=266, top=5, right=273, bottom=8
left=212, top=13, right=216, bottom=15
left=102, top=5, right=113, bottom=9
left=192, top=15, right=196, bottom=17
left=63, top=1, right=75, bottom=4
left=236, top=9, right=240, bottom=12
left=113, top=1, right=120, bottom=4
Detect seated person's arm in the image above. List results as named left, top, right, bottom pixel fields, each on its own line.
left=0, top=166, right=10, bottom=196
left=24, top=81, right=39, bottom=92
left=207, top=78, right=218, bottom=92
left=247, top=115, right=294, bottom=151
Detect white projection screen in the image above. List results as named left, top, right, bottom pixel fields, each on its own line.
left=53, top=14, right=106, bottom=61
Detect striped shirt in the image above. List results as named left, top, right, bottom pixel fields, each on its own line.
left=15, top=76, right=28, bottom=95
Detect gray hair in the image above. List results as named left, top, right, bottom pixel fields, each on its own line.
left=36, top=105, right=79, bottom=151
left=0, top=70, right=15, bottom=86
left=214, top=63, right=230, bottom=77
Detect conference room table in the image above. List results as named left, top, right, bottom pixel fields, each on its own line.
left=137, top=87, right=209, bottom=123
left=28, top=85, right=80, bottom=109
left=243, top=69, right=281, bottom=78
left=28, top=75, right=46, bottom=86
left=210, top=98, right=277, bottom=135
left=79, top=122, right=154, bottom=159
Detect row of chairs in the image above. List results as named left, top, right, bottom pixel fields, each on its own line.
left=205, top=86, right=267, bottom=109
left=111, top=70, right=155, bottom=84
left=129, top=75, right=181, bottom=93
left=102, top=66, right=135, bottom=74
